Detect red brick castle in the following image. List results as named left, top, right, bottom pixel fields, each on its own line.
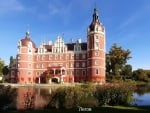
left=10, top=8, right=106, bottom=84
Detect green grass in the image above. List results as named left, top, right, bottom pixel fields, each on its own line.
left=1, top=106, right=150, bottom=113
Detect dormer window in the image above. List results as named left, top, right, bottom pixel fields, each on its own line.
left=28, top=42, right=32, bottom=48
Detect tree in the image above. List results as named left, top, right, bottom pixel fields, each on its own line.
left=0, top=59, right=5, bottom=77
left=106, top=43, right=131, bottom=78
left=133, top=69, right=148, bottom=82
left=121, top=64, right=132, bottom=79
left=2, top=66, right=9, bottom=76
left=2, top=66, right=9, bottom=82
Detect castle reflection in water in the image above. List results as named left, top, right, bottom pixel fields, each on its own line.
left=16, top=87, right=53, bottom=110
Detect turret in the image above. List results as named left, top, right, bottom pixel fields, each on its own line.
left=17, top=31, right=36, bottom=83
left=87, top=8, right=105, bottom=84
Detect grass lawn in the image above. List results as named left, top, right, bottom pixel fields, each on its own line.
left=1, top=106, right=150, bottom=113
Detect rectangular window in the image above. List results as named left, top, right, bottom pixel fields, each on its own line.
left=37, top=55, right=40, bottom=61
left=95, top=52, right=99, bottom=56
left=18, top=63, right=20, bottom=68
left=72, top=71, right=74, bottom=75
left=96, top=69, right=99, bottom=75
left=36, top=64, right=39, bottom=69
left=66, top=63, right=69, bottom=68
left=82, top=62, right=85, bottom=67
left=49, top=55, right=52, bottom=60
left=70, top=63, right=74, bottom=68
left=82, top=54, right=86, bottom=59
left=71, top=54, right=74, bottom=59
left=55, top=55, right=58, bottom=60
left=42, top=64, right=45, bottom=69
left=66, top=54, right=69, bottom=59
left=60, top=55, right=63, bottom=60
left=76, top=54, right=79, bottom=59
left=76, top=70, right=79, bottom=76
left=82, top=70, right=86, bottom=76
left=76, top=62, right=79, bottom=68
left=28, top=64, right=31, bottom=68
left=42, top=55, right=45, bottom=60
left=36, top=72, right=40, bottom=76
left=95, top=60, right=99, bottom=65
left=28, top=71, right=31, bottom=75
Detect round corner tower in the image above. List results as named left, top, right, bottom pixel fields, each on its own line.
left=17, top=31, right=36, bottom=83
left=87, top=8, right=106, bottom=84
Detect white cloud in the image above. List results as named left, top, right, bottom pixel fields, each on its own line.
left=0, top=0, right=24, bottom=15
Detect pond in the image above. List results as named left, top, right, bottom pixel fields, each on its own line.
left=132, top=84, right=150, bottom=106
left=2, top=84, right=150, bottom=110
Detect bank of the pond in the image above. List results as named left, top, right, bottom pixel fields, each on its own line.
left=0, top=83, right=75, bottom=88
left=1, top=106, right=150, bottom=113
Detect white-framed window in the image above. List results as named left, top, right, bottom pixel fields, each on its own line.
left=37, top=55, right=40, bottom=61
left=49, top=55, right=52, bottom=60
left=18, top=63, right=20, bottom=68
left=60, top=55, right=63, bottom=60
left=28, top=71, right=31, bottom=76
left=72, top=71, right=74, bottom=75
left=76, top=70, right=79, bottom=76
left=28, top=63, right=31, bottom=68
left=70, top=63, right=73, bottom=68
left=28, top=42, right=32, bottom=47
left=76, top=54, right=79, bottom=59
left=42, top=55, right=45, bottom=60
left=28, top=48, right=32, bottom=53
left=95, top=60, right=99, bottom=65
left=95, top=42, right=99, bottom=50
left=36, top=64, right=39, bottom=69
left=76, top=62, right=79, bottom=68
left=17, top=71, right=20, bottom=76
left=55, top=55, right=58, bottom=60
left=66, top=54, right=69, bottom=59
left=66, top=63, right=69, bottom=68
left=95, top=51, right=99, bottom=56
left=82, top=62, right=85, bottom=67
left=82, top=54, right=86, bottom=59
left=95, top=35, right=99, bottom=40
left=42, top=64, right=45, bottom=69
left=71, top=54, right=74, bottom=59
left=36, top=72, right=40, bottom=76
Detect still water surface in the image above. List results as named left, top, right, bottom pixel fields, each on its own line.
left=132, top=84, right=150, bottom=106
left=9, top=84, right=150, bottom=109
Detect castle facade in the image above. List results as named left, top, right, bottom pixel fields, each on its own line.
left=9, top=8, right=106, bottom=84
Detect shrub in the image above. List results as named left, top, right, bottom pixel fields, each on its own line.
left=0, top=85, right=16, bottom=109
left=48, top=84, right=98, bottom=109
left=95, top=83, right=134, bottom=106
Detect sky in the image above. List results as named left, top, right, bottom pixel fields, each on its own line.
left=0, top=0, right=150, bottom=70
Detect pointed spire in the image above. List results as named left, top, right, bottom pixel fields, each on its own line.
left=92, top=8, right=100, bottom=23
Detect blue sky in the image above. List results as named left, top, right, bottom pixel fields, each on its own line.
left=0, top=0, right=150, bottom=70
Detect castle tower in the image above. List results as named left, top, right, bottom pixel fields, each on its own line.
left=17, top=31, right=36, bottom=83
left=87, top=8, right=105, bottom=83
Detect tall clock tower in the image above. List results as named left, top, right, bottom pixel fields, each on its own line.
left=87, top=8, right=105, bottom=84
